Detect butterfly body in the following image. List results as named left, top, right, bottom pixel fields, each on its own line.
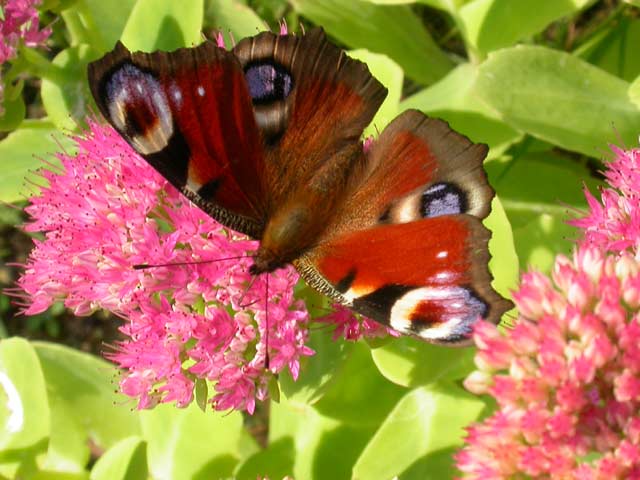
left=88, top=27, right=512, bottom=345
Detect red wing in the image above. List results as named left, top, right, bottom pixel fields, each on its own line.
left=88, top=41, right=266, bottom=237
left=298, top=110, right=511, bottom=344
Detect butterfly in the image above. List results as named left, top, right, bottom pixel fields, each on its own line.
left=87, top=27, right=512, bottom=346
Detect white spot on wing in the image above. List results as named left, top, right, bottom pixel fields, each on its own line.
left=341, top=288, right=358, bottom=305
left=395, top=196, right=419, bottom=223
left=197, top=86, right=205, bottom=97
left=171, top=85, right=183, bottom=106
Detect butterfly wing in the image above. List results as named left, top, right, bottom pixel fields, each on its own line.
left=88, top=41, right=266, bottom=237
left=232, top=28, right=387, bottom=209
left=297, top=110, right=512, bottom=345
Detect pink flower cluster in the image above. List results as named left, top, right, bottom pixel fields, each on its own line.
left=0, top=0, right=50, bottom=64
left=458, top=144, right=640, bottom=478
left=458, top=248, right=640, bottom=478
left=570, top=146, right=640, bottom=254
left=15, top=120, right=313, bottom=413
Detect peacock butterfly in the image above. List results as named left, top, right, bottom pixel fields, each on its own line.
left=87, top=27, right=512, bottom=345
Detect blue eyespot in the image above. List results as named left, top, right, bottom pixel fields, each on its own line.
left=421, top=182, right=467, bottom=218
left=244, top=62, right=293, bottom=104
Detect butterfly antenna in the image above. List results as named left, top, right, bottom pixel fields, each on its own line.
left=237, top=274, right=260, bottom=308
left=133, top=255, right=250, bottom=270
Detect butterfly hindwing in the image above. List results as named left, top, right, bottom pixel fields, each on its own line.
left=300, top=216, right=508, bottom=344
left=88, top=41, right=266, bottom=237
left=300, top=110, right=511, bottom=344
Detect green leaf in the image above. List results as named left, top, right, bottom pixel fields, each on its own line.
left=0, top=119, right=75, bottom=204
left=41, top=45, right=101, bottom=131
left=194, top=378, right=208, bottom=413
left=269, top=400, right=375, bottom=480
left=512, top=213, right=578, bottom=273
left=353, top=384, right=484, bottom=479
left=290, top=0, right=454, bottom=85
left=486, top=195, right=519, bottom=297
left=32, top=472, right=90, bottom=479
left=120, top=0, right=204, bottom=51
left=630, top=75, right=640, bottom=109
left=401, top=63, right=522, bottom=159
left=279, top=324, right=353, bottom=406
left=81, top=0, right=137, bottom=49
left=487, top=150, right=601, bottom=271
left=576, top=17, right=640, bottom=82
left=312, top=342, right=406, bottom=426
left=0, top=93, right=26, bottom=132
left=474, top=45, right=640, bottom=158
left=459, top=0, right=594, bottom=54
left=33, top=342, right=141, bottom=472
left=90, top=437, right=147, bottom=480
left=0, top=338, right=49, bottom=452
left=234, top=437, right=295, bottom=480
left=372, top=337, right=476, bottom=387
left=41, top=0, right=77, bottom=11
left=348, top=50, right=403, bottom=136
left=204, top=0, right=266, bottom=46
left=141, top=402, right=242, bottom=479
left=488, top=151, right=599, bottom=227
left=365, top=0, right=471, bottom=11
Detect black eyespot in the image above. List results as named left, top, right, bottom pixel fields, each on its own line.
left=244, top=61, right=293, bottom=104
left=421, top=182, right=467, bottom=218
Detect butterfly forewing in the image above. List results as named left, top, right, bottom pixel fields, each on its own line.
left=88, top=41, right=266, bottom=237
left=233, top=28, right=387, bottom=208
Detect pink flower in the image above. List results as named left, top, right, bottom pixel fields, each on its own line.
left=570, top=145, right=640, bottom=254
left=456, top=246, right=640, bottom=479
left=0, top=0, right=51, bottom=64
left=14, top=120, right=314, bottom=413
left=317, top=304, right=400, bottom=342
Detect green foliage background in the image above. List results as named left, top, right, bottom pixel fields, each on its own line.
left=0, top=0, right=638, bottom=479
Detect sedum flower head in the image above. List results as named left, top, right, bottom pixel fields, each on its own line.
left=570, top=146, right=640, bottom=254
left=0, top=0, right=51, bottom=64
left=457, top=246, right=640, bottom=479
left=16, top=120, right=314, bottom=413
